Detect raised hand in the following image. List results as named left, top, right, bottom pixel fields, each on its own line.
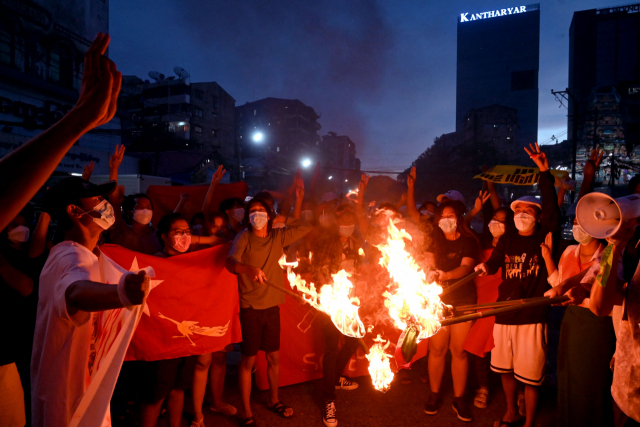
left=540, top=232, right=553, bottom=259
left=407, top=166, right=416, bottom=188
left=474, top=190, right=490, bottom=212
left=358, top=173, right=370, bottom=194
left=524, top=142, right=549, bottom=172
left=82, top=161, right=95, bottom=181
left=179, top=192, right=189, bottom=202
left=72, top=33, right=122, bottom=131
left=211, top=165, right=226, bottom=185
left=110, top=144, right=125, bottom=171
left=124, top=270, right=148, bottom=305
left=583, top=148, right=604, bottom=178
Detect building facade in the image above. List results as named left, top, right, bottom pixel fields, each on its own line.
left=456, top=4, right=540, bottom=159
left=460, top=104, right=519, bottom=163
left=0, top=0, right=138, bottom=177
left=320, top=132, right=361, bottom=195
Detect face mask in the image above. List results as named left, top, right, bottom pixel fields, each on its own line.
left=572, top=225, right=594, bottom=245
left=7, top=225, right=30, bottom=243
left=133, top=208, right=153, bottom=225
left=249, top=212, right=269, bottom=230
left=339, top=224, right=355, bottom=237
left=79, top=200, right=116, bottom=230
left=192, top=224, right=203, bottom=236
left=232, top=208, right=245, bottom=223
left=488, top=220, right=505, bottom=237
left=420, top=210, right=434, bottom=219
left=514, top=212, right=536, bottom=232
left=438, top=218, right=457, bottom=234
left=319, top=214, right=333, bottom=228
left=301, top=210, right=314, bottom=221
left=171, top=233, right=191, bottom=253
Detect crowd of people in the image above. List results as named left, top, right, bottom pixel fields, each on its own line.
left=1, top=33, right=640, bottom=427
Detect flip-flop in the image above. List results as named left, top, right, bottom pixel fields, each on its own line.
left=210, top=403, right=237, bottom=416
left=238, top=416, right=257, bottom=426
left=267, top=401, right=293, bottom=418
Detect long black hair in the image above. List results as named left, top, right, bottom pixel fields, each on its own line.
left=156, top=213, right=188, bottom=247
left=432, top=200, right=480, bottom=249
left=243, top=198, right=275, bottom=233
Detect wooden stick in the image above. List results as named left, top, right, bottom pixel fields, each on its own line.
left=440, top=270, right=482, bottom=296
left=454, top=297, right=550, bottom=312
left=440, top=296, right=570, bottom=326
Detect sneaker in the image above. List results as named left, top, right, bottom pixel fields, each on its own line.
left=335, top=377, right=358, bottom=390
left=473, top=387, right=489, bottom=409
left=323, top=400, right=337, bottom=427
left=424, top=391, right=440, bottom=415
left=452, top=396, right=473, bottom=422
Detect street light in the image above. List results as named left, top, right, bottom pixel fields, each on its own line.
left=328, top=176, right=333, bottom=180
left=253, top=132, right=264, bottom=142
left=301, top=158, right=311, bottom=168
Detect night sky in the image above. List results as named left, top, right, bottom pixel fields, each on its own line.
left=110, top=0, right=623, bottom=173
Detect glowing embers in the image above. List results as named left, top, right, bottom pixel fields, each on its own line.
left=366, top=335, right=394, bottom=392
left=377, top=219, right=447, bottom=342
left=280, top=256, right=366, bottom=338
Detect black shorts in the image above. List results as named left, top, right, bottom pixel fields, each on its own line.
left=140, top=356, right=197, bottom=402
left=239, top=306, right=281, bottom=357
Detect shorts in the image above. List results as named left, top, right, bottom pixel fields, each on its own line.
left=239, top=306, right=281, bottom=357
left=141, top=356, right=197, bottom=402
left=490, top=323, right=547, bottom=386
left=0, top=363, right=25, bottom=427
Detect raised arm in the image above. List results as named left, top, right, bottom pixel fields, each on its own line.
left=28, top=211, right=51, bottom=259
left=0, top=253, right=33, bottom=297
left=202, top=166, right=225, bottom=214
left=577, top=149, right=604, bottom=202
left=292, top=174, right=304, bottom=220
left=466, top=190, right=490, bottom=225
left=173, top=193, right=189, bottom=213
left=525, top=142, right=560, bottom=233
left=65, top=271, right=147, bottom=316
left=0, top=34, right=121, bottom=232
left=82, top=161, right=95, bottom=181
left=540, top=232, right=557, bottom=284
left=406, top=167, right=420, bottom=223
left=109, top=144, right=125, bottom=182
left=355, top=173, right=371, bottom=235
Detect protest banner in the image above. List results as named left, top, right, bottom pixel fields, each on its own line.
left=474, top=165, right=569, bottom=186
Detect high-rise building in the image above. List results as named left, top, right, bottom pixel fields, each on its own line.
left=456, top=4, right=540, bottom=159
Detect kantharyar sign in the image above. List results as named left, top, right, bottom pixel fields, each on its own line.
left=460, top=4, right=538, bottom=22
left=474, top=165, right=569, bottom=186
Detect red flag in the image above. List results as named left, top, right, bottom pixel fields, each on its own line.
left=100, top=244, right=242, bottom=361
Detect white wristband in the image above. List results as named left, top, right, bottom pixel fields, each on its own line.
left=118, top=272, right=135, bottom=310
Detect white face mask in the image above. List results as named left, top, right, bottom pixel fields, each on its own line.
left=488, top=220, right=506, bottom=237
left=79, top=200, right=116, bottom=230
left=514, top=212, right=536, bottom=232
left=339, top=224, right=355, bottom=237
left=232, top=208, right=245, bottom=223
left=438, top=218, right=457, bottom=234
left=171, top=233, right=191, bottom=253
left=572, top=225, right=594, bottom=245
left=7, top=225, right=30, bottom=243
left=133, top=208, right=153, bottom=225
left=191, top=224, right=203, bottom=236
left=301, top=210, right=314, bottom=221
left=249, top=211, right=269, bottom=230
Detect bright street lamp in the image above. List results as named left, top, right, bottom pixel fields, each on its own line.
left=253, top=132, right=264, bottom=142
left=301, top=158, right=312, bottom=168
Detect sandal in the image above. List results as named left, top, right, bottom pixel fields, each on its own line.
left=267, top=401, right=293, bottom=418
left=190, top=413, right=205, bottom=427
left=474, top=387, right=489, bottom=409
left=239, top=416, right=257, bottom=426
left=210, top=403, right=237, bottom=416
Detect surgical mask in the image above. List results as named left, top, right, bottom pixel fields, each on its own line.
left=249, top=212, right=269, bottom=230
left=438, top=218, right=457, bottom=234
left=339, top=224, right=355, bottom=237
left=420, top=210, right=435, bottom=219
left=514, top=212, right=536, bottom=232
left=488, top=220, right=505, bottom=237
left=133, top=208, right=153, bottom=225
left=7, top=225, right=29, bottom=243
left=232, top=208, right=245, bottom=223
left=319, top=214, right=333, bottom=228
left=192, top=224, right=203, bottom=236
left=301, top=210, right=314, bottom=221
left=171, top=233, right=191, bottom=253
left=572, top=225, right=594, bottom=245
left=79, top=200, right=116, bottom=230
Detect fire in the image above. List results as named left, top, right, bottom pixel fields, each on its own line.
left=279, top=255, right=366, bottom=338
left=377, top=220, right=446, bottom=341
left=366, top=335, right=394, bottom=392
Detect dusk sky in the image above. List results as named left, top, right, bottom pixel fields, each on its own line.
left=110, top=0, right=623, bottom=173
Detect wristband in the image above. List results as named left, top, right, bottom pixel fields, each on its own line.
left=118, top=272, right=136, bottom=309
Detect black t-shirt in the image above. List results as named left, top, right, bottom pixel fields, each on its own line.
left=428, top=233, right=479, bottom=305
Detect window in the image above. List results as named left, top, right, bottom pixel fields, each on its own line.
left=195, top=126, right=202, bottom=134
left=49, top=43, right=74, bottom=87
left=194, top=108, right=203, bottom=117
left=0, top=27, right=12, bottom=65
left=194, top=89, right=204, bottom=100
left=212, top=129, right=218, bottom=138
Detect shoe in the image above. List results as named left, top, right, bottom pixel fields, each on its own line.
left=424, top=391, right=440, bottom=415
left=323, top=400, right=337, bottom=427
left=209, top=403, right=237, bottom=416
left=474, top=387, right=489, bottom=409
left=452, top=396, right=473, bottom=422
left=517, top=391, right=526, bottom=417
left=335, top=377, right=358, bottom=390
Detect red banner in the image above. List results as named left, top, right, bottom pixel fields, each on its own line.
left=146, top=182, right=249, bottom=225
left=100, top=244, right=242, bottom=361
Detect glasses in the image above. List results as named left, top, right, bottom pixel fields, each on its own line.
left=170, top=228, right=191, bottom=237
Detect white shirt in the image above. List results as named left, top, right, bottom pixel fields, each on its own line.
left=31, top=241, right=104, bottom=427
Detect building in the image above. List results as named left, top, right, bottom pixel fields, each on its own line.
left=320, top=132, right=361, bottom=195
left=569, top=3, right=640, bottom=185
left=0, top=0, right=138, bottom=177
left=460, top=104, right=519, bottom=163
left=456, top=4, right=540, bottom=160
left=236, top=97, right=322, bottom=189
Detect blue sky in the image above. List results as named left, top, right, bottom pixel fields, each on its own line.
left=110, top=0, right=624, bottom=173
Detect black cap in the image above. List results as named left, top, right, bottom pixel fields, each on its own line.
left=43, top=177, right=116, bottom=218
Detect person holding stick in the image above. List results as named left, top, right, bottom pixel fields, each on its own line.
left=225, top=183, right=312, bottom=426
left=475, top=142, right=560, bottom=427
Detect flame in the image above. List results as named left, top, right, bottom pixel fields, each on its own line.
left=366, top=335, right=394, bottom=392
left=358, top=248, right=365, bottom=256
left=279, top=255, right=366, bottom=338
left=376, top=220, right=446, bottom=341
